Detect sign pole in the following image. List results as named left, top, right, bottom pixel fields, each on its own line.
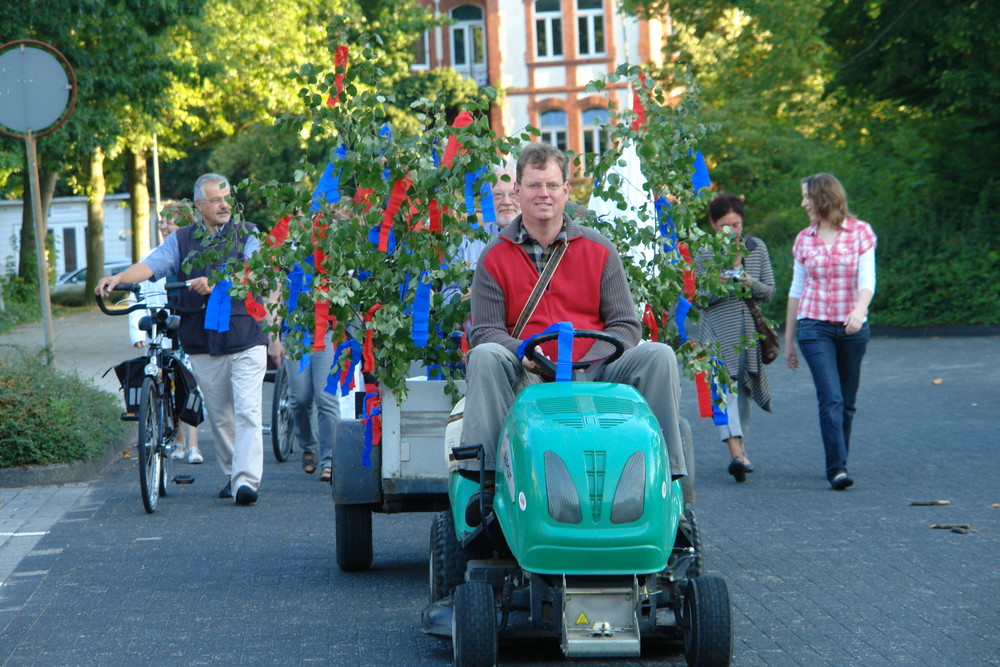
left=25, top=129, right=57, bottom=364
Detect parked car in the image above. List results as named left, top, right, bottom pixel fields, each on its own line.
left=53, top=260, right=132, bottom=293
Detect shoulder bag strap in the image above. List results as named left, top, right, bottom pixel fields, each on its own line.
left=512, top=241, right=568, bottom=339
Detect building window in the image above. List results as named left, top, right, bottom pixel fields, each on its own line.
left=451, top=5, right=486, bottom=85
left=535, top=0, right=563, bottom=59
left=577, top=0, right=605, bottom=56
left=413, top=31, right=429, bottom=69
left=582, top=108, right=609, bottom=163
left=540, top=110, right=568, bottom=151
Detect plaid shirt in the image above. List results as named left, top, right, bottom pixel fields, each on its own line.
left=514, top=222, right=569, bottom=273
left=793, top=218, right=877, bottom=323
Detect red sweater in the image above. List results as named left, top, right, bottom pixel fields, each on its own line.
left=469, top=216, right=640, bottom=361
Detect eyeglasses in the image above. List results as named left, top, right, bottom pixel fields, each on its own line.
left=492, top=191, right=517, bottom=200
left=521, top=182, right=563, bottom=192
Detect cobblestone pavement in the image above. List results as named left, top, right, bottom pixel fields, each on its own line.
left=1, top=317, right=998, bottom=666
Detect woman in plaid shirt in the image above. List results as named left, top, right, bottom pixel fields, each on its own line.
left=783, top=173, right=876, bottom=491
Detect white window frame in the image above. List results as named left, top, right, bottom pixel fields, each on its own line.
left=540, top=110, right=569, bottom=151
left=534, top=0, right=564, bottom=59
left=576, top=0, right=605, bottom=57
left=451, top=6, right=487, bottom=85
left=582, top=108, right=609, bottom=164
left=412, top=31, right=430, bottom=69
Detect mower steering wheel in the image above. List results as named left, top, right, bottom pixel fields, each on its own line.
left=523, top=329, right=626, bottom=379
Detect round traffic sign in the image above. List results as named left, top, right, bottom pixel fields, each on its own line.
left=0, top=40, right=76, bottom=138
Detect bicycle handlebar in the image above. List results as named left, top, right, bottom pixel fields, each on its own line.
left=95, top=281, right=190, bottom=316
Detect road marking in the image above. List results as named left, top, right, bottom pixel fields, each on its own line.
left=0, top=532, right=49, bottom=538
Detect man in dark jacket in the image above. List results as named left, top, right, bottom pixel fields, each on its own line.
left=97, top=173, right=280, bottom=506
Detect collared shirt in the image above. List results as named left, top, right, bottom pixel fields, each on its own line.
left=145, top=221, right=260, bottom=281
left=791, top=217, right=877, bottom=323
left=514, top=221, right=569, bottom=274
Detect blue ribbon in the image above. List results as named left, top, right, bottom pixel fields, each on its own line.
left=379, top=124, right=392, bottom=182
left=655, top=196, right=678, bottom=259
left=517, top=321, right=575, bottom=382
left=328, top=339, right=362, bottom=397
left=710, top=357, right=729, bottom=426
left=310, top=144, right=349, bottom=211
left=675, top=297, right=692, bottom=343
left=204, top=278, right=232, bottom=332
left=412, top=270, right=432, bottom=347
left=286, top=264, right=305, bottom=313
left=464, top=170, right=480, bottom=224
left=479, top=177, right=496, bottom=224
left=691, top=150, right=711, bottom=192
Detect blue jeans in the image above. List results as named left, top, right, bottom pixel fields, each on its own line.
left=796, top=319, right=870, bottom=480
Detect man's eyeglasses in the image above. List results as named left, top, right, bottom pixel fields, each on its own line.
left=521, top=182, right=563, bottom=192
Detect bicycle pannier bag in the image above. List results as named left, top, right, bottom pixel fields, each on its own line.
left=113, top=357, right=147, bottom=414
left=172, top=359, right=205, bottom=427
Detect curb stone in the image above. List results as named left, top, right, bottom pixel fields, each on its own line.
left=0, top=434, right=131, bottom=489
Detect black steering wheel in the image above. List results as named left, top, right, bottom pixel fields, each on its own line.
left=522, top=329, right=626, bottom=379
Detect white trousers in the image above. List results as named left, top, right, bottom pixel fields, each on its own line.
left=189, top=346, right=267, bottom=491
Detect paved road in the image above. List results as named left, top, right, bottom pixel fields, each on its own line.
left=1, top=311, right=998, bottom=666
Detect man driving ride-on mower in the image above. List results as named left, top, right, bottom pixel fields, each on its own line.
left=458, top=142, right=688, bottom=520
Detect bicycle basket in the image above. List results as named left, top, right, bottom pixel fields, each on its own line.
left=113, top=356, right=147, bottom=413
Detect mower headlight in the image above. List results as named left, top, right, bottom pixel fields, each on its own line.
left=544, top=451, right=582, bottom=524
left=610, top=451, right=645, bottom=524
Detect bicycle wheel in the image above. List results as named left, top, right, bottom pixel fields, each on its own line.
left=271, top=365, right=294, bottom=462
left=137, top=377, right=162, bottom=514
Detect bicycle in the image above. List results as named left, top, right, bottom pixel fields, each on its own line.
left=98, top=281, right=193, bottom=513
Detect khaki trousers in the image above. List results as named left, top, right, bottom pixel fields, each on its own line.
left=459, top=342, right=687, bottom=479
left=189, top=346, right=267, bottom=492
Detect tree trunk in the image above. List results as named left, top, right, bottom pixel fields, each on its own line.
left=16, top=165, right=59, bottom=284
left=85, top=148, right=106, bottom=296
left=126, top=148, right=151, bottom=262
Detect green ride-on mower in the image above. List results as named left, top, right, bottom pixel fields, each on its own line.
left=422, top=330, right=733, bottom=667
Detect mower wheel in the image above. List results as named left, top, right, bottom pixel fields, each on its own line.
left=682, top=575, right=732, bottom=667
left=430, top=510, right=469, bottom=602
left=452, top=582, right=497, bottom=667
left=335, top=503, right=373, bottom=572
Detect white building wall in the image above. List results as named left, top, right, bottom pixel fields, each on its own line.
left=0, top=194, right=138, bottom=277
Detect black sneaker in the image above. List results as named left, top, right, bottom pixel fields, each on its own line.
left=831, top=472, right=854, bottom=491
left=235, top=485, right=258, bottom=506
left=218, top=481, right=233, bottom=499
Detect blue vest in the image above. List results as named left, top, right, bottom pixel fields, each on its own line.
left=173, top=222, right=268, bottom=356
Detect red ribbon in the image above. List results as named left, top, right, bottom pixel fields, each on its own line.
left=267, top=215, right=290, bottom=246
left=327, top=45, right=349, bottom=106
left=695, top=371, right=714, bottom=418
left=312, top=213, right=328, bottom=272
left=678, top=242, right=696, bottom=299
left=379, top=176, right=411, bottom=252
left=630, top=72, right=647, bottom=131
left=362, top=304, right=382, bottom=373
left=428, top=199, right=443, bottom=232
left=241, top=266, right=267, bottom=321
left=642, top=303, right=659, bottom=342
left=355, top=187, right=374, bottom=213
left=441, top=111, right=473, bottom=168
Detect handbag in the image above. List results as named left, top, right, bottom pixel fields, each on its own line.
left=744, top=298, right=780, bottom=365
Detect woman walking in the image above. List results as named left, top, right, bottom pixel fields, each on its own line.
left=696, top=194, right=775, bottom=483
left=784, top=173, right=876, bottom=490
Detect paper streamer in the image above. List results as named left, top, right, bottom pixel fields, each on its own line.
left=675, top=296, right=692, bottom=343
left=517, top=321, right=575, bottom=382
left=204, top=278, right=232, bottom=332
left=412, top=270, right=432, bottom=347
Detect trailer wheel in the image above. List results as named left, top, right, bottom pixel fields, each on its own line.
left=452, top=582, right=497, bottom=667
left=682, top=575, right=732, bottom=667
left=430, top=510, right=468, bottom=602
left=335, top=503, right=373, bottom=572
